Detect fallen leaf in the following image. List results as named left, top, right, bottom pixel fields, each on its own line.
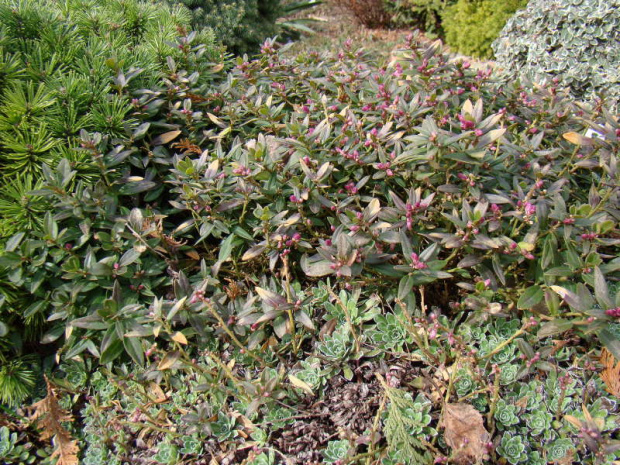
left=441, top=403, right=490, bottom=464
left=600, top=348, right=620, bottom=397
left=28, top=377, right=79, bottom=465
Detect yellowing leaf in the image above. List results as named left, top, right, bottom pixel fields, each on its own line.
left=171, top=331, right=188, bottom=345
left=242, top=243, right=266, bottom=261
left=518, top=241, right=535, bottom=252
left=462, top=99, right=473, bottom=116
left=152, top=130, right=181, bottom=146
left=185, top=250, right=200, bottom=260
left=147, top=382, right=168, bottom=403
left=158, top=351, right=182, bottom=370
left=288, top=374, right=314, bottom=396
left=563, top=132, right=594, bottom=146
left=207, top=112, right=226, bottom=128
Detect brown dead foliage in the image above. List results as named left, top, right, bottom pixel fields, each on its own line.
left=273, top=363, right=383, bottom=463
left=441, top=403, right=490, bottom=464
left=28, top=376, right=79, bottom=465
left=600, top=348, right=620, bottom=397
left=332, top=0, right=391, bottom=28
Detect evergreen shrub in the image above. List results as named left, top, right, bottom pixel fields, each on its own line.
left=169, top=0, right=322, bottom=56
left=493, top=0, right=620, bottom=110
left=1, top=32, right=619, bottom=453
left=442, top=0, right=527, bottom=59
left=385, top=0, right=455, bottom=38
left=0, top=0, right=224, bottom=240
left=170, top=0, right=281, bottom=55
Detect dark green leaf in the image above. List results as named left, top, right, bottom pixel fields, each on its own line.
left=537, top=319, right=574, bottom=339
left=119, top=180, right=157, bottom=195
left=598, top=329, right=620, bottom=361
left=517, top=285, right=544, bottom=310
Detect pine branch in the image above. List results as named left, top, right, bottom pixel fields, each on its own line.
left=377, top=374, right=431, bottom=465
left=28, top=376, right=79, bottom=465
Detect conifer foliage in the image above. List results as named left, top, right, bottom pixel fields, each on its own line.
left=0, top=0, right=222, bottom=239
left=168, top=0, right=322, bottom=56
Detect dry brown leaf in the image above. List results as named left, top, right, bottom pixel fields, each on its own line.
left=171, top=138, right=202, bottom=155
left=441, top=403, right=490, bottom=465
left=28, top=376, right=79, bottom=465
left=600, top=348, right=620, bottom=397
left=184, top=250, right=201, bottom=260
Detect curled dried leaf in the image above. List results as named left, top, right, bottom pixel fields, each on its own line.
left=600, top=348, right=620, bottom=398
left=442, top=403, right=490, bottom=464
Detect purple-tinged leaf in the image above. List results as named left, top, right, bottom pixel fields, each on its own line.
left=256, top=287, right=289, bottom=308
left=242, top=243, right=267, bottom=261
left=537, top=319, right=574, bottom=339
left=594, top=267, right=612, bottom=309
left=550, top=285, right=587, bottom=311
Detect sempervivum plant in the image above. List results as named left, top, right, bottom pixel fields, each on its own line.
left=498, top=433, right=527, bottom=464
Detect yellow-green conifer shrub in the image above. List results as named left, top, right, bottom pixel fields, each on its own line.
left=442, top=0, right=528, bottom=59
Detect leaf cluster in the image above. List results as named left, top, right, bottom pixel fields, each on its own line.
left=493, top=0, right=620, bottom=110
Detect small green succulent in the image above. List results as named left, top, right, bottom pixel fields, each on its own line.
left=523, top=410, right=553, bottom=436
left=318, top=326, right=352, bottom=361
left=510, top=380, right=545, bottom=411
left=526, top=450, right=547, bottom=465
left=454, top=368, right=476, bottom=398
left=369, top=311, right=411, bottom=350
left=248, top=450, right=276, bottom=465
left=211, top=413, right=238, bottom=441
left=480, top=335, right=517, bottom=364
left=294, top=357, right=325, bottom=390
left=323, top=439, right=351, bottom=464
left=400, top=394, right=434, bottom=436
left=498, top=433, right=528, bottom=464
left=523, top=410, right=552, bottom=436
left=494, top=399, right=520, bottom=430
left=499, top=364, right=520, bottom=385
left=152, top=441, right=179, bottom=465
left=546, top=438, right=574, bottom=462
left=324, top=289, right=380, bottom=327
left=180, top=435, right=202, bottom=455
left=317, top=325, right=361, bottom=379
